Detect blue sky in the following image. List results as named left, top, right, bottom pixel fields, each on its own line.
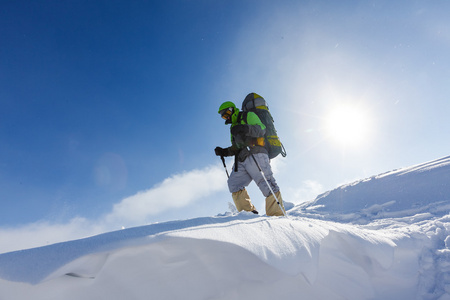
left=1, top=0, right=450, bottom=244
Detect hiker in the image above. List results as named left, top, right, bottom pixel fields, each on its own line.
left=214, top=97, right=285, bottom=216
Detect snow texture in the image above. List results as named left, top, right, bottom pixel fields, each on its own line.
left=1, top=156, right=450, bottom=299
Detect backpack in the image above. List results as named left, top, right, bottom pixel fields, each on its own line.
left=241, top=93, right=286, bottom=159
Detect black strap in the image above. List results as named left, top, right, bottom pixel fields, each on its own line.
left=236, top=111, right=248, bottom=124
left=233, top=111, right=249, bottom=173
left=280, top=142, right=287, bottom=157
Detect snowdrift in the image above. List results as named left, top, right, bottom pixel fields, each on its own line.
left=1, top=156, right=450, bottom=300
left=295, top=156, right=450, bottom=223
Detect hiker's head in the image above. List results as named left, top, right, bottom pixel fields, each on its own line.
left=218, top=101, right=237, bottom=124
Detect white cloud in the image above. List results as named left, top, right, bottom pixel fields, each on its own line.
left=0, top=165, right=227, bottom=254
left=103, top=165, right=226, bottom=226
left=285, top=180, right=325, bottom=204
left=270, top=156, right=287, bottom=175
left=0, top=217, right=104, bottom=254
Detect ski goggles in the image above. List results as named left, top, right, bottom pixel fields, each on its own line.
left=220, top=107, right=233, bottom=120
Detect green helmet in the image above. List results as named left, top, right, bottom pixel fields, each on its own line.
left=218, top=101, right=239, bottom=124
left=218, top=101, right=236, bottom=114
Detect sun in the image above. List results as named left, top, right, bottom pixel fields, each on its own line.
left=325, top=105, right=369, bottom=147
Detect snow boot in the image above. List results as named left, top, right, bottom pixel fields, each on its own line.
left=232, top=189, right=257, bottom=213
left=266, top=191, right=285, bottom=216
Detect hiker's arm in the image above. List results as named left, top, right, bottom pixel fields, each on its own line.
left=245, top=112, right=266, bottom=137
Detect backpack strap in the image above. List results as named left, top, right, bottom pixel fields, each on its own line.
left=233, top=111, right=249, bottom=173
left=237, top=111, right=248, bottom=124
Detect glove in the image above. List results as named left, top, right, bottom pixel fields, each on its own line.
left=214, top=147, right=228, bottom=157
left=231, top=125, right=249, bottom=136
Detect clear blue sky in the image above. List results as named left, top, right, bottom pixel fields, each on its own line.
left=1, top=0, right=450, bottom=231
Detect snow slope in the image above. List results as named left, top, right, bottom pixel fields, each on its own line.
left=1, top=156, right=450, bottom=300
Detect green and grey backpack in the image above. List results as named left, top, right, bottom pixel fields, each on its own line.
left=241, top=93, right=287, bottom=159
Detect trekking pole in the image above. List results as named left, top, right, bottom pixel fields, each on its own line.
left=247, top=148, right=288, bottom=217
left=220, top=156, right=230, bottom=178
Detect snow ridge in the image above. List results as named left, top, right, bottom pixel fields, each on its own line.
left=1, top=155, right=450, bottom=299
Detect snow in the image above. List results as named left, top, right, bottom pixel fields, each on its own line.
left=1, top=156, right=450, bottom=299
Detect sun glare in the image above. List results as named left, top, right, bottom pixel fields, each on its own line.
left=325, top=105, right=369, bottom=147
